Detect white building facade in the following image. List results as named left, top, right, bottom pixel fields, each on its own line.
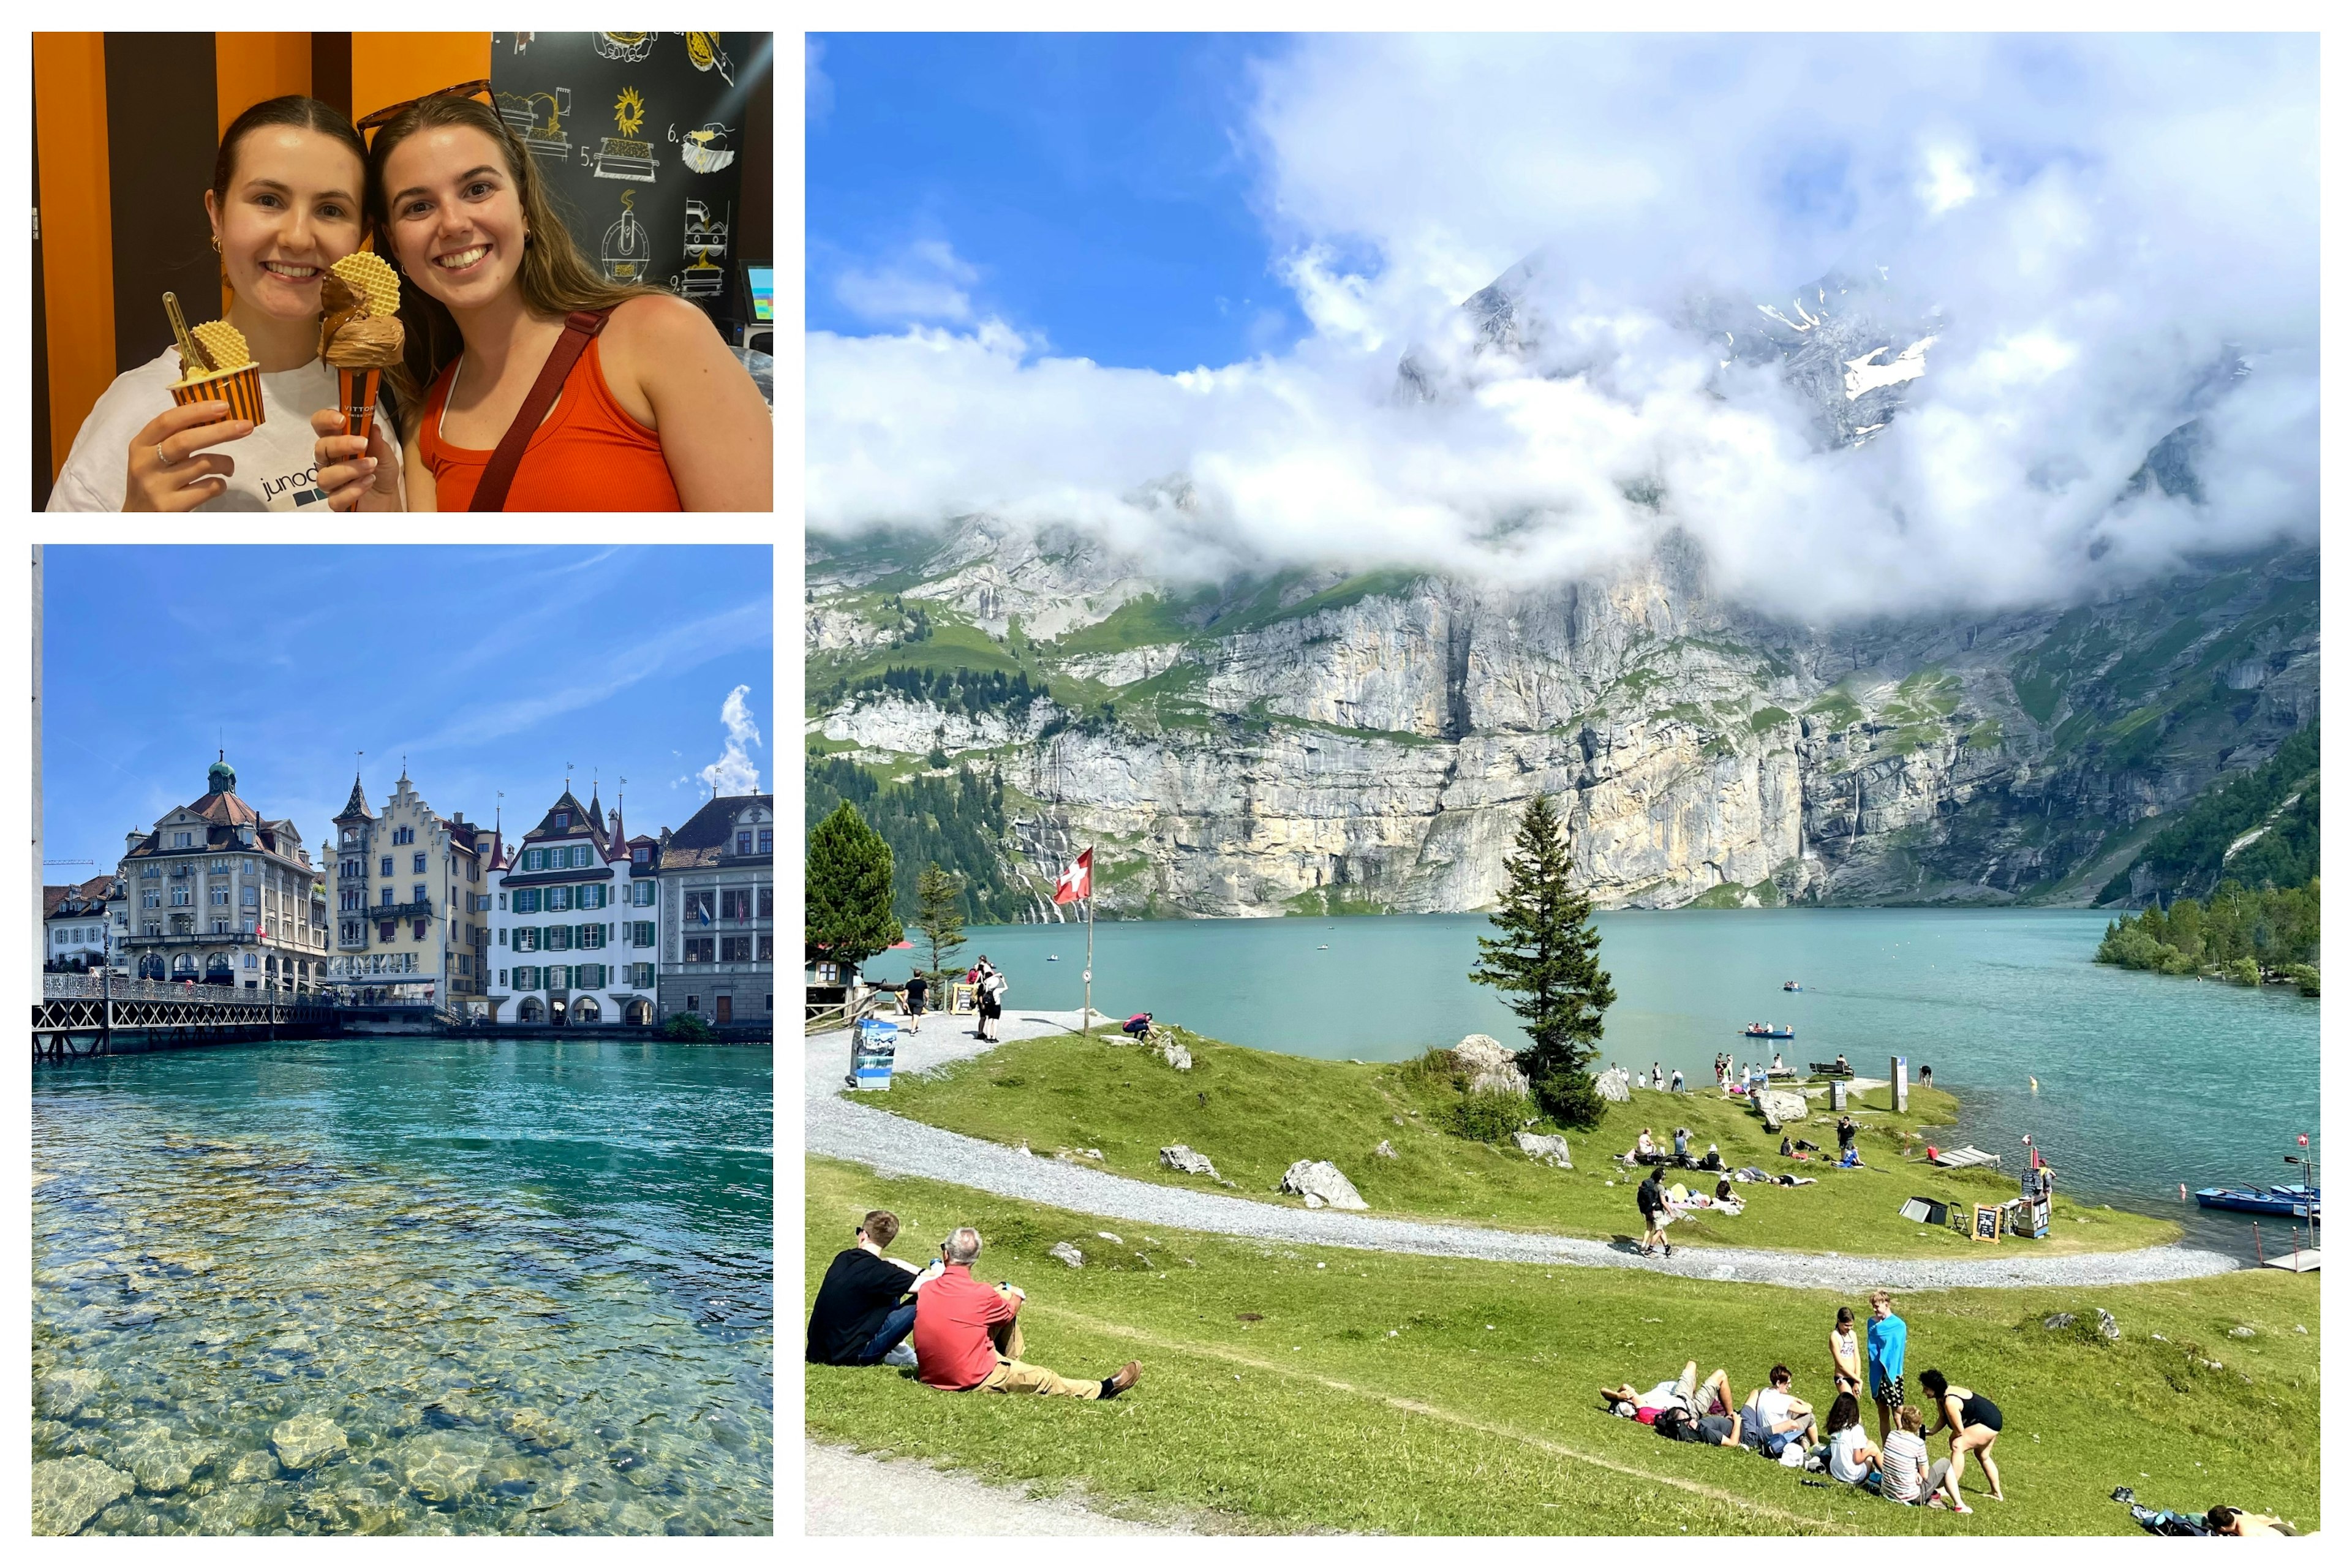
left=486, top=787, right=661, bottom=1026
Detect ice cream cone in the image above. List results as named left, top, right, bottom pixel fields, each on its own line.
left=339, top=367, right=382, bottom=446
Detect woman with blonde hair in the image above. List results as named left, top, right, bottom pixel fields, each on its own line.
left=315, top=87, right=768, bottom=510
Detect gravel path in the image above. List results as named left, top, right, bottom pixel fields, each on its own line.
left=805, top=1438, right=1186, bottom=1534
left=808, top=1010, right=2241, bottom=1292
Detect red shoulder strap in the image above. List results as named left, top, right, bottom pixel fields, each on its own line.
left=469, top=308, right=611, bottom=512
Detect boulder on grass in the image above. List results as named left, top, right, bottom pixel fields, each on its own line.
left=1595, top=1068, right=1632, bottom=1103
left=1754, top=1089, right=1809, bottom=1128
left=1280, top=1159, right=1366, bottom=1210
left=1160, top=1144, right=1219, bottom=1178
left=1374, top=1139, right=1398, bottom=1159
left=1158, top=1038, right=1193, bottom=1071
left=1452, top=1034, right=1529, bottom=1096
left=1514, top=1131, right=1572, bottom=1168
left=1049, top=1242, right=1085, bottom=1268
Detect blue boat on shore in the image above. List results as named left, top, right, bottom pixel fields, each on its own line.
left=2194, top=1183, right=2320, bottom=1223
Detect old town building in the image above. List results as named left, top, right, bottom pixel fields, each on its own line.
left=658, top=792, right=774, bottom=1027
left=487, top=785, right=661, bottom=1026
left=324, top=769, right=491, bottom=1013
left=43, top=873, right=116, bottom=971
left=118, top=753, right=328, bottom=990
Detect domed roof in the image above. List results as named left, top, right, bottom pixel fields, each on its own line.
left=207, top=750, right=236, bottom=796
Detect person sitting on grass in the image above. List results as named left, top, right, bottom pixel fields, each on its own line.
left=1634, top=1128, right=1657, bottom=1161
left=1824, top=1392, right=1882, bottom=1487
left=1918, top=1368, right=2005, bottom=1504
left=805, top=1209, right=941, bottom=1368
left=1698, top=1144, right=1726, bottom=1172
left=1636, top=1165, right=1673, bottom=1257
left=1673, top=1126, right=1690, bottom=1163
left=1712, top=1177, right=1744, bottom=1216
left=1880, top=1404, right=1962, bottom=1508
left=1745, top=1364, right=1819, bottom=1449
left=1602, top=1361, right=1736, bottom=1427
left=912, top=1226, right=1141, bottom=1400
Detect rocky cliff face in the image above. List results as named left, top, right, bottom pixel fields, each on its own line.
left=807, top=526, right=2318, bottom=919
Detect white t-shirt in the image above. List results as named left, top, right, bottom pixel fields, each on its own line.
left=1754, top=1389, right=1798, bottom=1426
left=1879, top=1430, right=1930, bottom=1501
left=47, top=345, right=403, bottom=512
left=1828, top=1425, right=1875, bottom=1484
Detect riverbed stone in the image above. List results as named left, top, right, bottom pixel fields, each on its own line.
left=227, top=1447, right=282, bottom=1483
left=398, top=1432, right=489, bottom=1502
left=1595, top=1069, right=1632, bottom=1103
left=1281, top=1159, right=1367, bottom=1210
left=1513, top=1131, right=1573, bottom=1168
left=35, top=1366, right=106, bottom=1418
left=270, top=1411, right=349, bottom=1471
left=1452, top=1035, right=1529, bottom=1096
left=32, top=1455, right=135, bottom=1535
left=116, top=1420, right=216, bottom=1493
left=1160, top=1144, right=1219, bottom=1178
left=499, top=1406, right=575, bottom=1451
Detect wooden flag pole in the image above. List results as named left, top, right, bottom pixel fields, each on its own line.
left=1084, top=850, right=1095, bottom=1033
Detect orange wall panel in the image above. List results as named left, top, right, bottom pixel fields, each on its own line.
left=34, top=32, right=116, bottom=483
left=352, top=32, right=491, bottom=126
left=214, top=33, right=314, bottom=316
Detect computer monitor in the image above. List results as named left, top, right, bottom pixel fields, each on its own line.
left=741, top=263, right=772, bottom=324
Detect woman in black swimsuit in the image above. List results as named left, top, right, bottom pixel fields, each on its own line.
left=1919, top=1369, right=2005, bottom=1502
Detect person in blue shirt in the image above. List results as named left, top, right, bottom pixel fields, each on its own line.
left=1867, top=1288, right=1909, bottom=1445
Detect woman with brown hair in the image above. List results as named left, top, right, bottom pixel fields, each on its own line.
left=49, top=96, right=395, bottom=511
left=315, top=89, right=769, bottom=511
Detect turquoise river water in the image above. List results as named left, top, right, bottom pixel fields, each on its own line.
left=31, top=1037, right=771, bottom=1536
left=869, top=909, right=2318, bottom=1254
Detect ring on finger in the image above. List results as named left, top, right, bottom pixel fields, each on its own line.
left=155, top=442, right=170, bottom=467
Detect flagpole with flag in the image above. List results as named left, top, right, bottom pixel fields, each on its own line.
left=1053, top=846, right=1095, bottom=1031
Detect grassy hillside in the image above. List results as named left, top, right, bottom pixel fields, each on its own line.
left=874, top=1028, right=2177, bottom=1259
left=806, top=1158, right=2318, bottom=1536
left=2097, top=723, right=2318, bottom=905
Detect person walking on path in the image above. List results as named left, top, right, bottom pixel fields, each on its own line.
left=1867, top=1289, right=1909, bottom=1446
left=805, top=1210, right=941, bottom=1367
left=1920, top=1369, right=2005, bottom=1504
left=1637, top=1166, right=1672, bottom=1257
left=913, top=1227, right=1141, bottom=1400
left=970, top=958, right=1006, bottom=1042
left=905, top=972, right=929, bottom=1019
left=1830, top=1305, right=1865, bottom=1398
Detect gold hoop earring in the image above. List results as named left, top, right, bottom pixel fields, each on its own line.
left=211, top=236, right=222, bottom=254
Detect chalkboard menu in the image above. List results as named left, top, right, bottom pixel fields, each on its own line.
left=490, top=32, right=767, bottom=327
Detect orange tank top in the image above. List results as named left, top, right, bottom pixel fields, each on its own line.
left=418, top=336, right=682, bottom=511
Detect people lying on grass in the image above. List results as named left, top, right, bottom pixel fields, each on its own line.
left=1655, top=1403, right=1744, bottom=1447
left=1829, top=1306, right=1865, bottom=1398
left=1918, top=1368, right=2005, bottom=1502
left=805, top=1209, right=944, bottom=1368
left=2206, top=1505, right=2299, bottom=1536
left=1866, top=1289, right=1909, bottom=1446
left=1601, top=1362, right=1735, bottom=1426
left=1744, top=1365, right=1819, bottom=1448
left=911, top=1226, right=1140, bottom=1400
left=1837, top=1147, right=1865, bottom=1169
left=1824, top=1392, right=1883, bottom=1487
left=1712, top=1177, right=1745, bottom=1216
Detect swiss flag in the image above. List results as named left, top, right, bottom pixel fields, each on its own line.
left=1053, top=848, right=1093, bottom=905
left=2298, top=1134, right=2310, bottom=1147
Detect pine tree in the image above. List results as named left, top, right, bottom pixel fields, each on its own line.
left=1469, top=794, right=1616, bottom=1128
left=913, top=864, right=968, bottom=987
left=805, top=801, right=903, bottom=973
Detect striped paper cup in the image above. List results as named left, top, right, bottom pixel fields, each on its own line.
left=171, top=362, right=266, bottom=427
left=337, top=367, right=382, bottom=446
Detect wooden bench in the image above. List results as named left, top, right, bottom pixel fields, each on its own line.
left=1808, top=1061, right=1855, bottom=1079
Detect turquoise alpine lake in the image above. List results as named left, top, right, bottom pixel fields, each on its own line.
left=872, top=909, right=2317, bottom=1254
left=31, top=1037, right=771, bottom=1536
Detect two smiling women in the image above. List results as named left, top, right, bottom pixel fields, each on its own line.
left=47, top=89, right=771, bottom=513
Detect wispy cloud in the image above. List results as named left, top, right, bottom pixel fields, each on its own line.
left=834, top=239, right=981, bottom=326
left=807, top=37, right=835, bottom=124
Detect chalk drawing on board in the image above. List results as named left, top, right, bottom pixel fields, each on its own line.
left=669, top=200, right=730, bottom=298
left=595, top=33, right=656, bottom=64
left=682, top=32, right=735, bottom=85
left=674, top=121, right=737, bottom=175
left=601, top=190, right=654, bottom=286
left=497, top=88, right=572, bottom=164
left=586, top=85, right=659, bottom=183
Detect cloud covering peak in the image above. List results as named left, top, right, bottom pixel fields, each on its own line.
left=808, top=34, right=2316, bottom=621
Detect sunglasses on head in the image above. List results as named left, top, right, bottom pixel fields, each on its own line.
left=357, top=80, right=494, bottom=137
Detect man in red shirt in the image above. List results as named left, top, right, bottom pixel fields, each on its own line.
left=913, top=1227, right=1140, bottom=1400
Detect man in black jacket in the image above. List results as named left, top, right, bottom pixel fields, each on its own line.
left=1637, top=1167, right=1672, bottom=1257
left=807, top=1210, right=937, bottom=1366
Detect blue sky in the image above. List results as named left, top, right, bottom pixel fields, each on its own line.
left=41, top=546, right=772, bottom=881
left=807, top=33, right=1305, bottom=371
